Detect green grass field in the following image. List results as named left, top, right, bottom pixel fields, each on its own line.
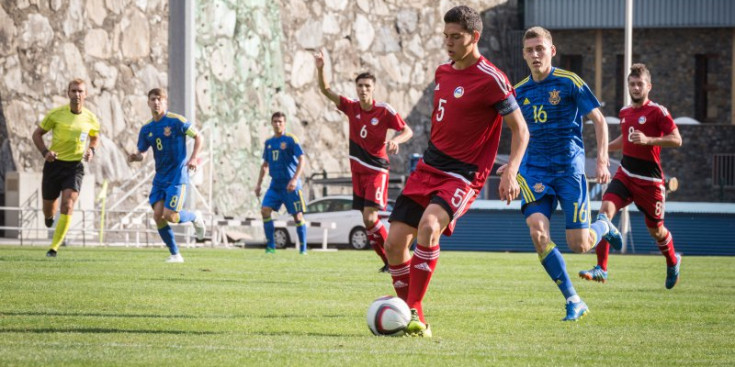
left=1, top=245, right=733, bottom=366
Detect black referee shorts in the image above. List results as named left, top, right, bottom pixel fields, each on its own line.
left=42, top=160, right=85, bottom=201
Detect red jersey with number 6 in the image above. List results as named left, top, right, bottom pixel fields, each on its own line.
left=618, top=100, right=676, bottom=180
left=424, top=56, right=514, bottom=189
left=338, top=97, right=406, bottom=174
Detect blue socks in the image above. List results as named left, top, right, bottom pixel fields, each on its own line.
left=263, top=218, right=275, bottom=250
left=588, top=220, right=608, bottom=249
left=157, top=224, right=178, bottom=255
left=296, top=221, right=307, bottom=252
left=177, top=210, right=196, bottom=223
left=540, top=243, right=577, bottom=300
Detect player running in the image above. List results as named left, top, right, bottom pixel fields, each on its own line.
left=507, top=26, right=621, bottom=321
left=579, top=63, right=683, bottom=289
left=128, top=88, right=205, bottom=263
left=254, top=112, right=308, bottom=254
left=385, top=5, right=529, bottom=337
left=314, top=56, right=413, bottom=271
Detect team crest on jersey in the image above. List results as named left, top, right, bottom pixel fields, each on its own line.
left=533, top=182, right=545, bottom=193
left=453, top=86, right=464, bottom=98
left=638, top=116, right=646, bottom=124
left=548, top=89, right=561, bottom=105
left=148, top=132, right=153, bottom=137
left=280, top=142, right=287, bottom=149
left=371, top=117, right=379, bottom=126
left=356, top=114, right=361, bottom=120
left=163, top=127, right=171, bottom=136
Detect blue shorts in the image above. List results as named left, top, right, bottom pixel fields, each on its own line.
left=517, top=173, right=590, bottom=229
left=262, top=187, right=306, bottom=215
left=149, top=183, right=188, bottom=212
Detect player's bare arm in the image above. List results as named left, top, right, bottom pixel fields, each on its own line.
left=32, top=126, right=57, bottom=162
left=630, top=128, right=682, bottom=148
left=288, top=155, right=306, bottom=192
left=255, top=161, right=269, bottom=197
left=314, top=50, right=341, bottom=106
left=608, top=135, right=623, bottom=152
left=84, top=135, right=99, bottom=162
left=499, top=108, right=529, bottom=204
left=587, top=107, right=610, bottom=183
left=386, top=124, right=414, bottom=154
left=186, top=132, right=204, bottom=171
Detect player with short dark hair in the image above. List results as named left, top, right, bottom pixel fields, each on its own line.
left=314, top=52, right=413, bottom=271
left=255, top=112, right=308, bottom=254
left=32, top=79, right=100, bottom=258
left=579, top=63, right=683, bottom=288
left=384, top=5, right=529, bottom=337
left=508, top=26, right=622, bottom=321
left=128, top=88, right=205, bottom=263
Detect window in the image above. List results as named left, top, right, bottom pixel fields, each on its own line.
left=559, top=54, right=583, bottom=77
left=713, top=154, right=735, bottom=188
left=695, top=54, right=718, bottom=122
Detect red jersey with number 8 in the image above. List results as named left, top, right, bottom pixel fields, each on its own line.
left=338, top=97, right=406, bottom=174
left=618, top=100, right=676, bottom=179
left=424, top=56, right=514, bottom=189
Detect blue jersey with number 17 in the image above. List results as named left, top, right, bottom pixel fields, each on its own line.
left=263, top=133, right=304, bottom=189
left=515, top=67, right=600, bottom=176
left=137, top=112, right=195, bottom=187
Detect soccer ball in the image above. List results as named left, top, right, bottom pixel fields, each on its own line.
left=366, top=295, right=411, bottom=336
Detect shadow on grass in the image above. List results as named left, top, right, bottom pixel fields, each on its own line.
left=2, top=311, right=353, bottom=320
left=0, top=327, right=222, bottom=335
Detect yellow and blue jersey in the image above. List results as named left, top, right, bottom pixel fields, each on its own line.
left=137, top=111, right=197, bottom=186
left=515, top=67, right=600, bottom=176
left=39, top=105, right=100, bottom=162
left=263, top=133, right=304, bottom=189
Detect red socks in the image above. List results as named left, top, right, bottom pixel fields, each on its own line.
left=367, top=221, right=389, bottom=265
left=657, top=231, right=677, bottom=267
left=389, top=261, right=410, bottom=302
left=407, top=244, right=439, bottom=323
left=596, top=239, right=610, bottom=271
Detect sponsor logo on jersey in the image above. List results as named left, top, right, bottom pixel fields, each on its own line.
left=523, top=98, right=530, bottom=105
left=148, top=132, right=153, bottom=137
left=163, top=127, right=171, bottom=136
left=280, top=142, right=287, bottom=149
left=435, top=83, right=440, bottom=91
left=548, top=89, right=561, bottom=105
left=414, top=262, right=433, bottom=272
left=453, top=86, right=464, bottom=98
left=371, top=117, right=379, bottom=126
left=638, top=116, right=646, bottom=124
left=533, top=182, right=545, bottom=193
left=621, top=117, right=626, bottom=124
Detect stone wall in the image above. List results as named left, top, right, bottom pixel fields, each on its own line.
left=552, top=28, right=733, bottom=123
left=0, top=0, right=169, bottom=209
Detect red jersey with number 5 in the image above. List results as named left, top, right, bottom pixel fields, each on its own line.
left=338, top=97, right=406, bottom=174
left=424, top=56, right=514, bottom=189
left=618, top=100, right=676, bottom=179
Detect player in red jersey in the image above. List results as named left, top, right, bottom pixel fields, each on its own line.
left=579, top=63, right=683, bottom=289
left=314, top=53, right=413, bottom=271
left=384, top=5, right=529, bottom=337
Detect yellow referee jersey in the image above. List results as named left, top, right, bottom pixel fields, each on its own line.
left=39, top=105, right=100, bottom=162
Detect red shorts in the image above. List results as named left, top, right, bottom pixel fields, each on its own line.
left=352, top=169, right=389, bottom=210
left=603, top=169, right=666, bottom=228
left=389, top=161, right=478, bottom=236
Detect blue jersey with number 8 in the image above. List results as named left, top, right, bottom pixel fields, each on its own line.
left=137, top=112, right=194, bottom=187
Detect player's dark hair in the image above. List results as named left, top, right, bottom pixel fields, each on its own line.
left=629, top=63, right=651, bottom=83
left=444, top=5, right=483, bottom=34
left=271, top=111, right=286, bottom=121
left=523, top=26, right=553, bottom=44
left=147, top=88, right=168, bottom=99
left=355, top=72, right=376, bottom=84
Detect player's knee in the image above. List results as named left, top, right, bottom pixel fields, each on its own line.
left=529, top=227, right=548, bottom=246
left=163, top=212, right=178, bottom=223
left=417, top=219, right=441, bottom=240
left=260, top=207, right=272, bottom=218
left=567, top=240, right=589, bottom=254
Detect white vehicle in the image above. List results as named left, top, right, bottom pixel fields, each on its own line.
left=274, top=195, right=393, bottom=250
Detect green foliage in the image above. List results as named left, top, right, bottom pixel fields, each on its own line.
left=1, top=246, right=733, bottom=366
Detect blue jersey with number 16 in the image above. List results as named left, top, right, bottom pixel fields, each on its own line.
left=137, top=111, right=196, bottom=187
left=515, top=67, right=600, bottom=176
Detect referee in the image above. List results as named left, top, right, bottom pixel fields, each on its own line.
left=31, top=79, right=100, bottom=257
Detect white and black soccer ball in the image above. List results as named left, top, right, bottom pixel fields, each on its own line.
left=366, top=295, right=411, bottom=336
